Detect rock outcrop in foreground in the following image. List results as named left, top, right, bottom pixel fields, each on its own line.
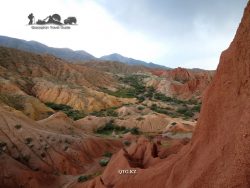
left=79, top=2, right=250, bottom=188
left=0, top=105, right=123, bottom=187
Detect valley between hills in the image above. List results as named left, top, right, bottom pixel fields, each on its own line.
left=0, top=2, right=250, bottom=187
left=0, top=44, right=213, bottom=187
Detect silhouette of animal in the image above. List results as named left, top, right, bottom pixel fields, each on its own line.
left=64, top=17, right=77, bottom=25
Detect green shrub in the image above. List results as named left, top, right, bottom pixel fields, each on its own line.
left=102, top=87, right=137, bottom=98
left=154, top=93, right=172, bottom=102
left=144, top=86, right=155, bottom=99
left=95, top=121, right=140, bottom=135
left=150, top=104, right=172, bottom=116
left=137, top=96, right=145, bottom=102
left=117, top=75, right=146, bottom=99
left=123, top=140, right=131, bottom=146
left=103, top=151, right=112, bottom=158
left=114, top=126, right=126, bottom=131
left=99, top=158, right=110, bottom=167
left=78, top=175, right=90, bottom=183
left=25, top=137, right=33, bottom=144
left=45, top=102, right=85, bottom=120
left=66, top=109, right=85, bottom=120
left=15, top=124, right=22, bottom=129
left=91, top=107, right=118, bottom=117
left=129, top=127, right=140, bottom=135
left=172, top=98, right=184, bottom=104
left=137, top=106, right=145, bottom=111
left=191, top=104, right=201, bottom=112
left=177, top=107, right=194, bottom=118
left=184, top=111, right=194, bottom=118
left=106, top=109, right=118, bottom=117
left=45, top=102, right=71, bottom=111
left=155, top=108, right=169, bottom=114
left=150, top=104, right=158, bottom=111
left=177, top=107, right=189, bottom=114
left=95, top=121, right=116, bottom=135
left=187, top=98, right=199, bottom=105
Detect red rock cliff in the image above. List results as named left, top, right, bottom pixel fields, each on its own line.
left=79, top=2, right=250, bottom=188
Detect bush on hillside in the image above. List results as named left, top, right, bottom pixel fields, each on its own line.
left=99, top=158, right=110, bottom=167
left=78, top=175, right=91, bottom=183
left=45, top=102, right=85, bottom=120
left=95, top=121, right=140, bottom=135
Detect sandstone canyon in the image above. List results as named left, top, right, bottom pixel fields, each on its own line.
left=0, top=2, right=249, bottom=188
left=74, top=2, right=250, bottom=187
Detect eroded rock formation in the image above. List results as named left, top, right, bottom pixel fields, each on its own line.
left=77, top=2, right=250, bottom=187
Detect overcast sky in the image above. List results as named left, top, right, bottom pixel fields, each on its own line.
left=0, top=0, right=248, bottom=69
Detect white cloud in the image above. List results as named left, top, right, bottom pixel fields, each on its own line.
left=0, top=0, right=165, bottom=63
left=0, top=0, right=246, bottom=70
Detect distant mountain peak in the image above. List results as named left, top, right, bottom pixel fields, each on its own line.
left=0, top=35, right=96, bottom=62
left=100, top=53, right=170, bottom=69
left=0, top=35, right=170, bottom=69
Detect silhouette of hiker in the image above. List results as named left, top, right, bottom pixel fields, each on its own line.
left=28, top=13, right=34, bottom=25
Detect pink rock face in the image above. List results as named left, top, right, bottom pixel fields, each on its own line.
left=78, top=2, right=250, bottom=188
left=150, top=67, right=214, bottom=100
left=0, top=47, right=137, bottom=116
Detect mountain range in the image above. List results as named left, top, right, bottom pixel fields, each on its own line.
left=100, top=53, right=169, bottom=69
left=0, top=35, right=169, bottom=69
left=0, top=35, right=95, bottom=61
